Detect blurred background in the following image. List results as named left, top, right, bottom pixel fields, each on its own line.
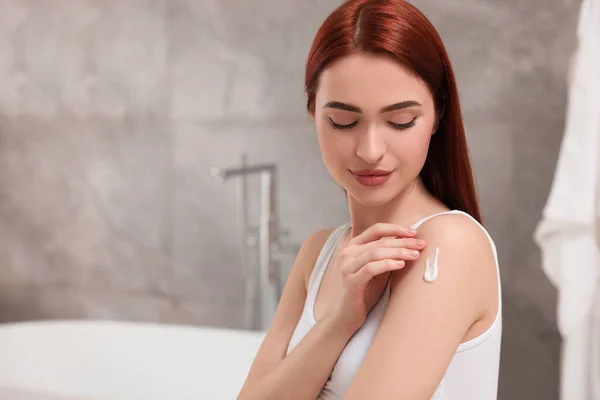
left=0, top=0, right=588, bottom=399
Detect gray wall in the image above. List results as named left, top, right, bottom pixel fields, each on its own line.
left=0, top=0, right=582, bottom=398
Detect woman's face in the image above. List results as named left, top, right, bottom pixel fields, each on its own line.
left=313, top=52, right=438, bottom=207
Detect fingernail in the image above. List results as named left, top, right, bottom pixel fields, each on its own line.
left=408, top=228, right=417, bottom=234
left=395, top=260, right=405, bottom=267
left=409, top=250, right=420, bottom=257
left=416, top=239, right=426, bottom=246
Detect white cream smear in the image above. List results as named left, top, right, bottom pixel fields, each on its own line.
left=423, top=247, right=440, bottom=283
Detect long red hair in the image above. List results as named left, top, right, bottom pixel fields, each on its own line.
left=305, top=0, right=482, bottom=223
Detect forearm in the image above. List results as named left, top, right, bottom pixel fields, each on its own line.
left=238, top=315, right=354, bottom=400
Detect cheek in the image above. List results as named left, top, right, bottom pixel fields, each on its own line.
left=390, top=125, right=432, bottom=164
left=316, top=124, right=352, bottom=162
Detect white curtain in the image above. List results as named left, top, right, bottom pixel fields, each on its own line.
left=534, top=0, right=600, bottom=398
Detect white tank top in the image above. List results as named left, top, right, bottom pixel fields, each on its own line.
left=286, top=210, right=502, bottom=399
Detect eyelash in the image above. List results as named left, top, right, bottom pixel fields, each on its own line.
left=327, top=117, right=417, bottom=130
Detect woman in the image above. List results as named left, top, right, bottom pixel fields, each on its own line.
left=238, top=0, right=501, bottom=399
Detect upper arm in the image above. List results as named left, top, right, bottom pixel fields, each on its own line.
left=344, top=214, right=498, bottom=400
left=240, top=228, right=333, bottom=390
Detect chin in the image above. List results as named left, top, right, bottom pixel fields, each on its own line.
left=344, top=184, right=401, bottom=207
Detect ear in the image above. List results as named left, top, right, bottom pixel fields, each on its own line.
left=432, top=118, right=440, bottom=134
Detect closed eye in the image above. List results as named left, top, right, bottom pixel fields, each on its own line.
left=388, top=117, right=417, bottom=130
left=327, top=117, right=358, bottom=130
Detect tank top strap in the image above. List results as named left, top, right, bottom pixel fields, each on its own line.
left=306, top=223, right=351, bottom=301
left=410, top=209, right=466, bottom=229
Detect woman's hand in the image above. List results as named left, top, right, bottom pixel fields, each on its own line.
left=330, top=223, right=426, bottom=334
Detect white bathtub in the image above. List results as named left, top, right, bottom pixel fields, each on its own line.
left=0, top=320, right=265, bottom=400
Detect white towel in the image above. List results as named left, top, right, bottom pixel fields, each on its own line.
left=534, top=0, right=600, bottom=398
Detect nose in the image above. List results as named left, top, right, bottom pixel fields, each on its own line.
left=355, top=125, right=386, bottom=164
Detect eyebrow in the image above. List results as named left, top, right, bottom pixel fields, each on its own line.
left=323, top=100, right=421, bottom=113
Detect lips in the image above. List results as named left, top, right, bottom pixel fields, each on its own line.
left=351, top=169, right=393, bottom=176
left=350, top=169, right=393, bottom=186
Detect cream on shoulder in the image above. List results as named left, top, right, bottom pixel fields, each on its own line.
left=423, top=247, right=440, bottom=283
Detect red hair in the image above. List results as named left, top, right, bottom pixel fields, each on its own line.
left=305, top=0, right=482, bottom=223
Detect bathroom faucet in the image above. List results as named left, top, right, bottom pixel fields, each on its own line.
left=211, top=154, right=288, bottom=331
left=211, top=164, right=276, bottom=183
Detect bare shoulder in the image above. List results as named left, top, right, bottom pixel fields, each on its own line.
left=416, top=212, right=495, bottom=259
left=302, top=228, right=336, bottom=248
left=296, top=228, right=336, bottom=289
left=416, top=212, right=497, bottom=281
left=390, top=212, right=498, bottom=319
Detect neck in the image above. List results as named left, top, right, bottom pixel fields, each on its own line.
left=347, top=177, right=446, bottom=236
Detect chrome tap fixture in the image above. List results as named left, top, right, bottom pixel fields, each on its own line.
left=211, top=153, right=296, bottom=331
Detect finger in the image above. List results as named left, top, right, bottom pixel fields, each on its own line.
left=350, top=259, right=406, bottom=286
left=341, top=237, right=426, bottom=259
left=343, top=247, right=421, bottom=275
left=362, top=237, right=426, bottom=252
left=348, top=223, right=416, bottom=246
